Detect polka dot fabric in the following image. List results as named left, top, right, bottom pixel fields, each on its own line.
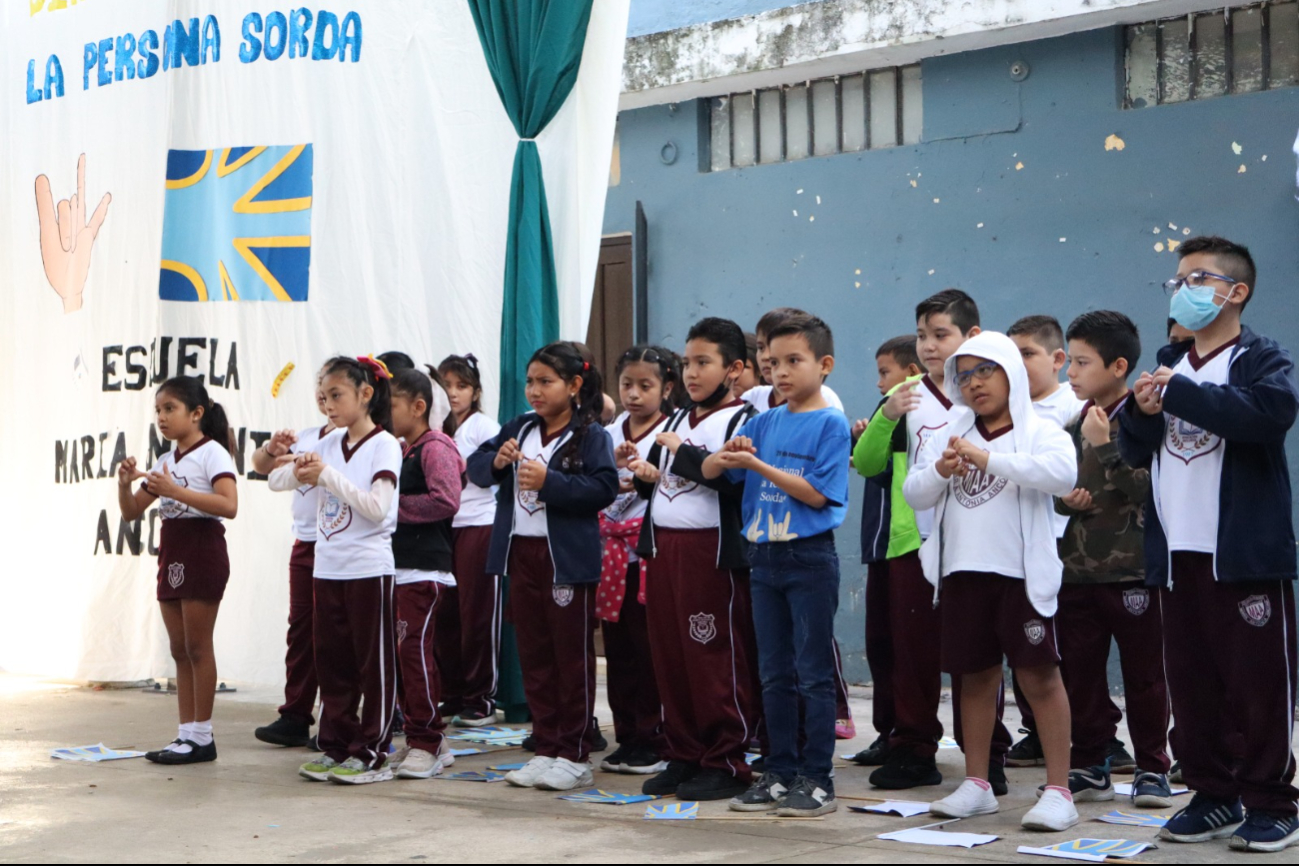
left=596, top=515, right=647, bottom=622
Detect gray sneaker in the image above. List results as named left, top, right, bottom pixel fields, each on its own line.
left=729, top=772, right=788, bottom=812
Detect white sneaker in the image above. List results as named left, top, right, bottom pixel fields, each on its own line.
left=534, top=757, right=594, bottom=791
left=388, top=746, right=411, bottom=772
left=930, top=779, right=1000, bottom=818
left=504, top=756, right=555, bottom=788
left=437, top=738, right=456, bottom=769
left=395, top=748, right=446, bottom=779
left=327, top=756, right=394, bottom=785
left=1023, top=788, right=1080, bottom=832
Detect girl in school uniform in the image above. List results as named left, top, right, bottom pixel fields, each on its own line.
left=598, top=346, right=678, bottom=775
left=253, top=382, right=334, bottom=749
left=386, top=368, right=463, bottom=779
left=435, top=354, right=505, bottom=727
left=116, top=376, right=238, bottom=765
left=465, top=342, right=619, bottom=792
left=269, top=356, right=403, bottom=785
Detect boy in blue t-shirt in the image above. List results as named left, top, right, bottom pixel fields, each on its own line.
left=703, top=312, right=851, bottom=817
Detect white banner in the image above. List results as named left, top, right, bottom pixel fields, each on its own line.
left=0, top=0, right=628, bottom=684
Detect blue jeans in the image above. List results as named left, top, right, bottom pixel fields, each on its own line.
left=749, top=533, right=841, bottom=791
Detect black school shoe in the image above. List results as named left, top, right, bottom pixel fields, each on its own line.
left=151, top=740, right=217, bottom=765
left=1007, top=728, right=1045, bottom=767
left=642, top=760, right=700, bottom=796
left=869, top=749, right=942, bottom=789
left=144, top=740, right=183, bottom=763
left=990, top=761, right=1008, bottom=796
left=850, top=734, right=891, bottom=766
left=1107, top=738, right=1136, bottom=773
left=677, top=768, right=750, bottom=801
left=254, top=715, right=312, bottom=748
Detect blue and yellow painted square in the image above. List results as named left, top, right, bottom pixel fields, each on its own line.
left=159, top=145, right=312, bottom=302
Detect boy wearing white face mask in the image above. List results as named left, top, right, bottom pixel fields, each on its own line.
left=1119, top=236, right=1299, bottom=853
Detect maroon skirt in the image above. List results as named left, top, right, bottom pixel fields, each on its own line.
left=157, top=518, right=230, bottom=602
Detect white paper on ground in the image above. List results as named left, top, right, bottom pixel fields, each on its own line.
left=849, top=800, right=931, bottom=817
left=1113, top=782, right=1188, bottom=796
left=877, top=828, right=999, bottom=847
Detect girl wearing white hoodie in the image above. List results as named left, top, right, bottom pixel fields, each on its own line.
left=903, top=331, right=1079, bottom=831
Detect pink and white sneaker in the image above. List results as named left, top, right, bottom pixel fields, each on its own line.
left=835, top=719, right=856, bottom=740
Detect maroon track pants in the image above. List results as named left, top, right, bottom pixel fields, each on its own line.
left=278, top=540, right=318, bottom=726
left=889, top=553, right=1010, bottom=761
left=508, top=536, right=596, bottom=763
left=436, top=525, right=502, bottom=717
left=1056, top=582, right=1170, bottom=772
left=645, top=528, right=757, bottom=780
left=602, top=565, right=663, bottom=752
left=1165, top=553, right=1298, bottom=814
left=314, top=576, right=398, bottom=768
left=395, top=580, right=448, bottom=754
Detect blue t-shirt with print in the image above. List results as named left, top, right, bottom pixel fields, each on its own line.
left=732, top=406, right=851, bottom=544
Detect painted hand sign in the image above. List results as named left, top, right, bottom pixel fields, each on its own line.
left=34, top=153, right=111, bottom=314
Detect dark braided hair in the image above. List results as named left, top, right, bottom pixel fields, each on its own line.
left=616, top=345, right=681, bottom=414
left=321, top=356, right=393, bottom=434
left=529, top=341, right=603, bottom=468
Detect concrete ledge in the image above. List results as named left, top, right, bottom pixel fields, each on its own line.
left=621, top=0, right=1246, bottom=108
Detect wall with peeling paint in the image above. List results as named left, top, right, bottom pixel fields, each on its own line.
left=603, top=27, right=1299, bottom=684
left=629, top=0, right=791, bottom=37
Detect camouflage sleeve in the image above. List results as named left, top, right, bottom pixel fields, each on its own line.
left=1093, top=440, right=1150, bottom=504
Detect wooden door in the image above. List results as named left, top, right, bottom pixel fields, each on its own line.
left=586, top=235, right=634, bottom=408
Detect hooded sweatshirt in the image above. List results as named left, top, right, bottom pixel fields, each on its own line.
left=903, top=332, right=1078, bottom=617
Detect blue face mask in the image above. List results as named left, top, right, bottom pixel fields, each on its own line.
left=1169, top=285, right=1228, bottom=332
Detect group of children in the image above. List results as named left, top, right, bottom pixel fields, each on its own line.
left=117, top=234, right=1299, bottom=851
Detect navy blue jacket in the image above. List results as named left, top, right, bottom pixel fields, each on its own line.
left=1117, top=326, right=1298, bottom=587
left=857, top=397, right=900, bottom=564
left=465, top=413, right=618, bottom=585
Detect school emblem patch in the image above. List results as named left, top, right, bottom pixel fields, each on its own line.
left=657, top=470, right=698, bottom=501
left=1164, top=418, right=1222, bottom=464
left=396, top=619, right=408, bottom=644
left=1023, top=618, right=1046, bottom=646
left=954, top=468, right=1009, bottom=508
left=319, top=492, right=352, bottom=540
left=1123, top=588, right=1150, bottom=616
left=689, top=612, right=716, bottom=645
left=552, top=585, right=574, bottom=607
left=157, top=473, right=191, bottom=519
left=1239, top=594, right=1272, bottom=627
left=167, top=562, right=185, bottom=589
left=517, top=488, right=544, bottom=515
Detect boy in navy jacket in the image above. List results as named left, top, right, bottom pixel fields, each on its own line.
left=1119, top=236, right=1299, bottom=853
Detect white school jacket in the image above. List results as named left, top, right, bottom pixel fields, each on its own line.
left=903, top=331, right=1077, bottom=617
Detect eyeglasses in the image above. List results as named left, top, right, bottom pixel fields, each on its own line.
left=1163, top=270, right=1238, bottom=296
left=954, top=361, right=1001, bottom=388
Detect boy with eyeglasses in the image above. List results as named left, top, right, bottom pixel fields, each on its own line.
left=904, top=332, right=1078, bottom=831
left=1119, top=236, right=1299, bottom=853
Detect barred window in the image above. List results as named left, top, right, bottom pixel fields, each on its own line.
left=708, top=65, right=922, bottom=172
left=1125, top=1, right=1299, bottom=108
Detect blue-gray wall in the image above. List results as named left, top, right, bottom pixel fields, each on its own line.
left=628, top=0, right=791, bottom=36
left=603, top=27, right=1299, bottom=684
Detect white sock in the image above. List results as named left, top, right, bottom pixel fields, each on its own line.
left=165, top=724, right=192, bottom=753
left=190, top=720, right=214, bottom=747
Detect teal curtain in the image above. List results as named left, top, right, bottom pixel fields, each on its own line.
left=468, top=0, right=596, bottom=724
left=467, top=0, right=595, bottom=422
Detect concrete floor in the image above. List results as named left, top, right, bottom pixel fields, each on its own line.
left=1, top=673, right=1292, bottom=864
